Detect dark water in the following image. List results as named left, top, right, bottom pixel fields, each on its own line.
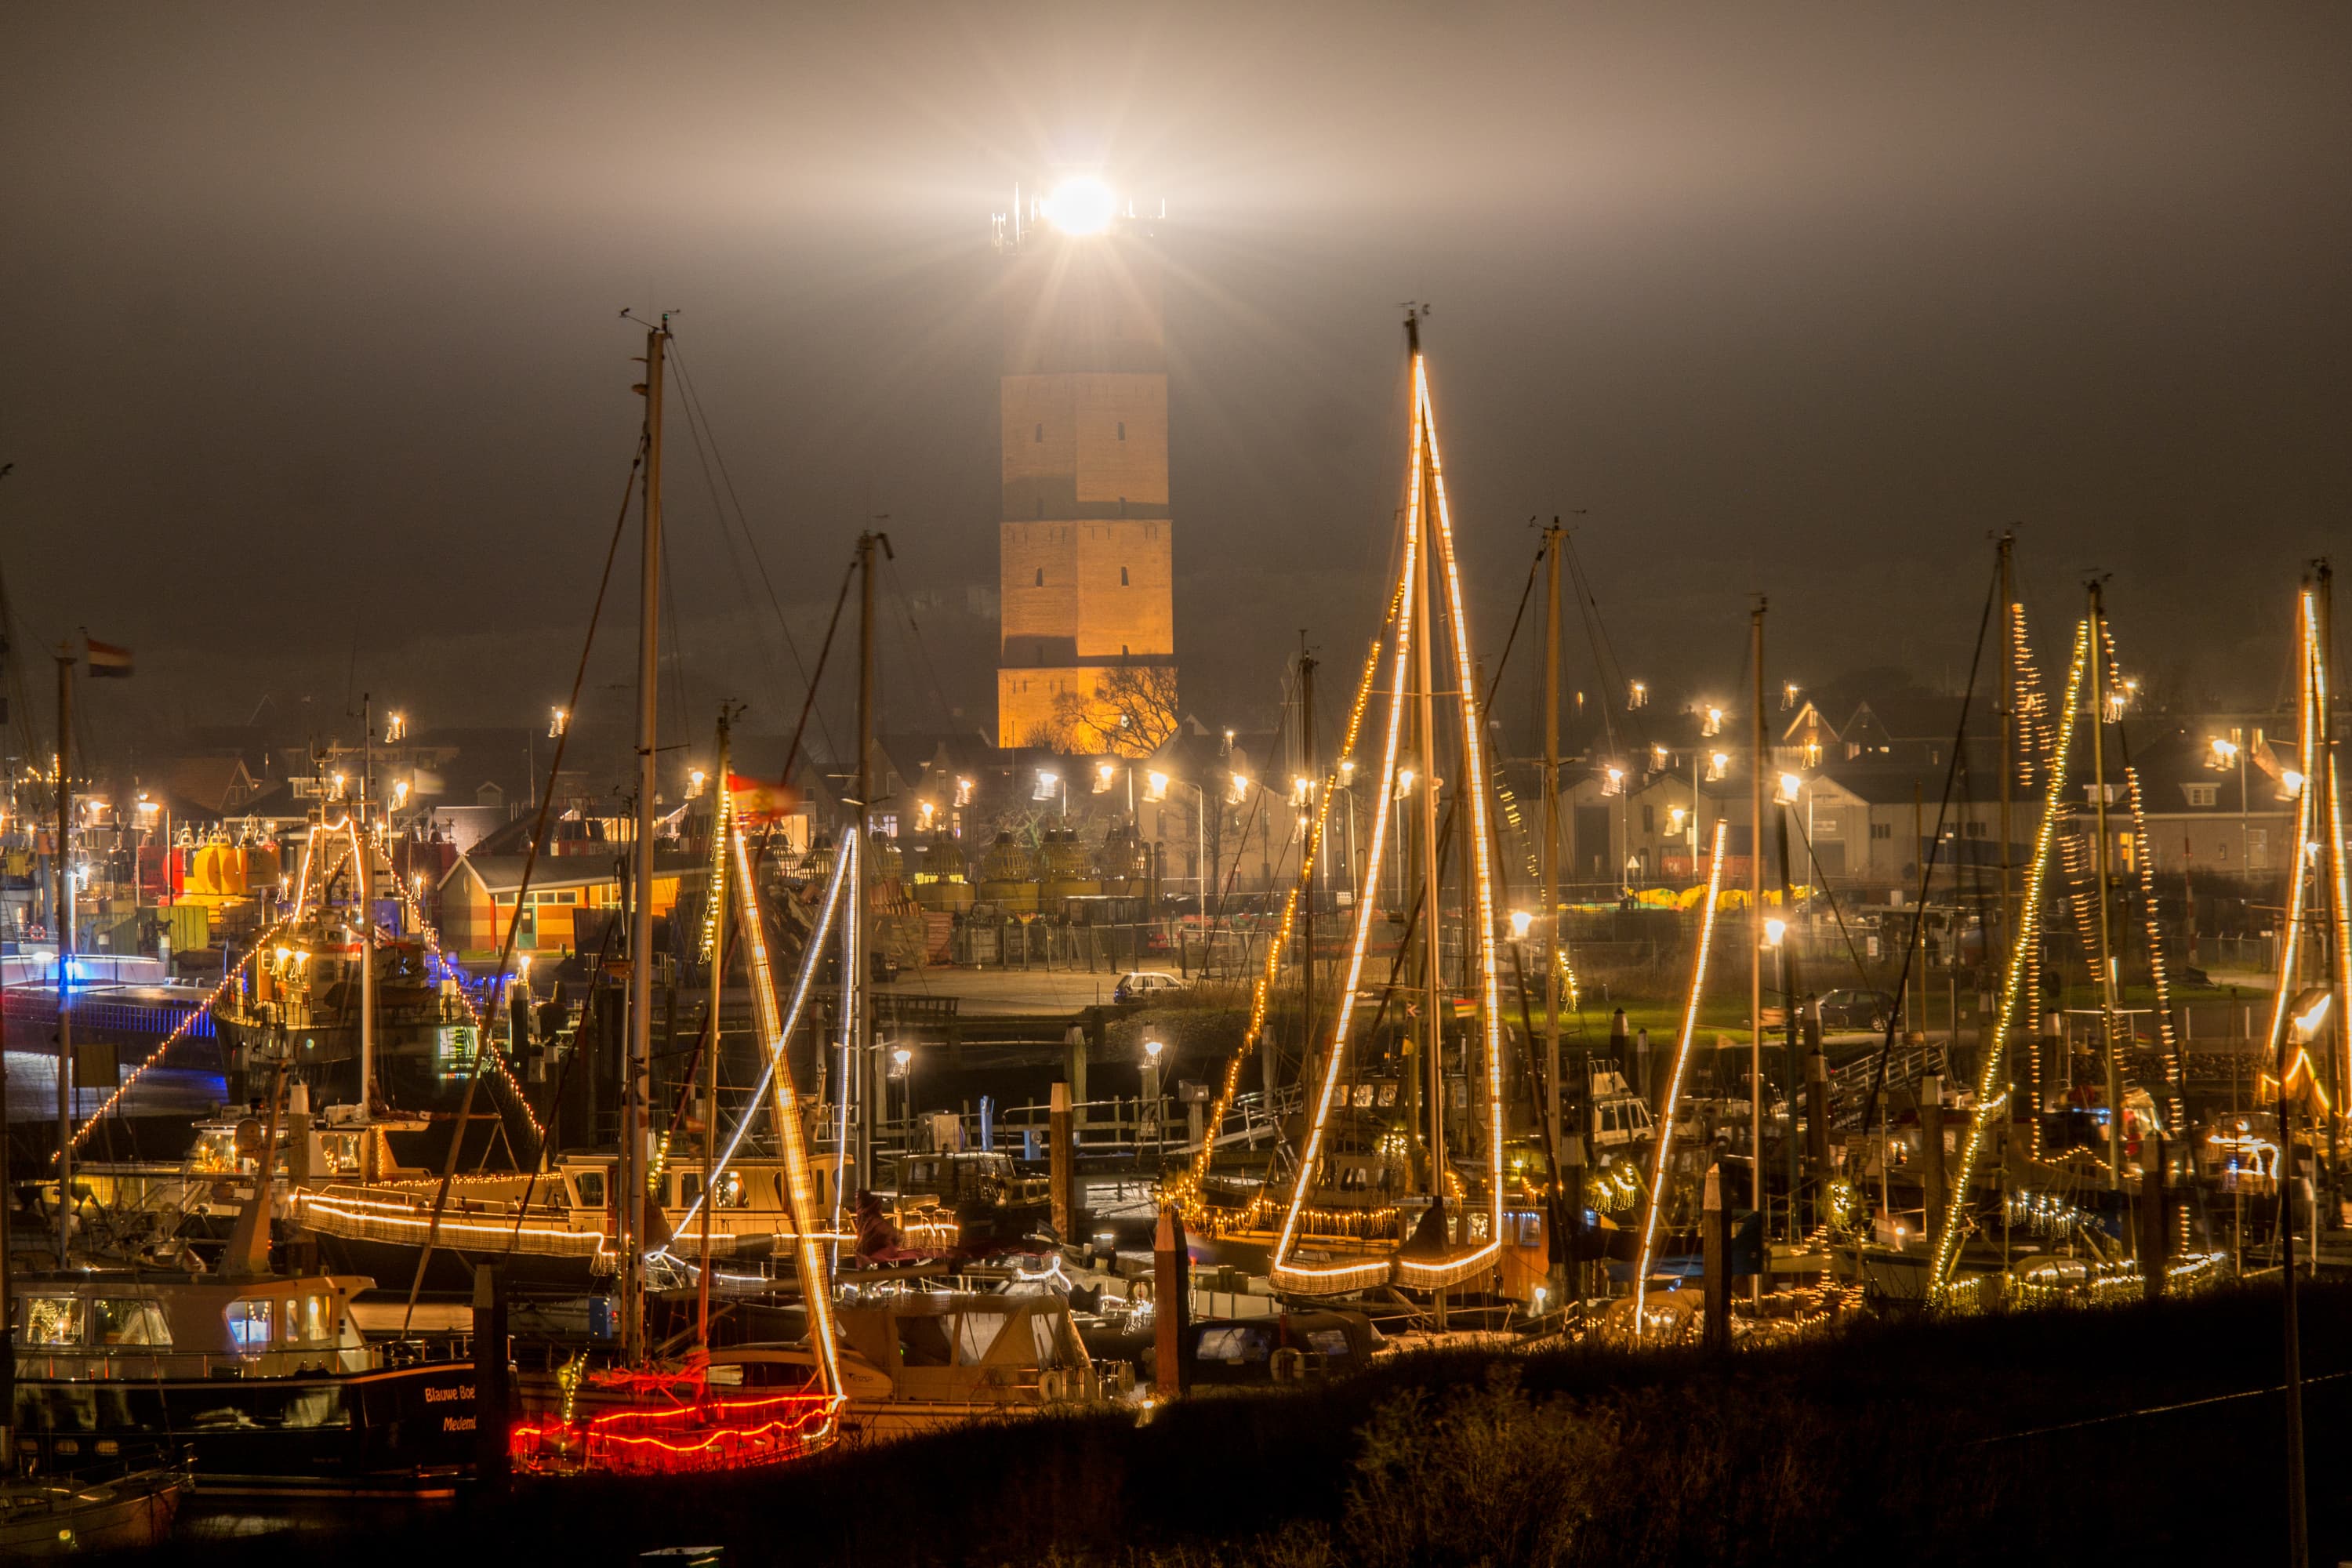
left=2, top=1050, right=224, bottom=1121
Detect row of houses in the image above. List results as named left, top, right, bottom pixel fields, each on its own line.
left=1557, top=691, right=2319, bottom=891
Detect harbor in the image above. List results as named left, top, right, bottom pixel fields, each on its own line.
left=7, top=5, right=2351, bottom=1563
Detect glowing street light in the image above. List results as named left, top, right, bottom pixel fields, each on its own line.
left=549, top=706, right=568, bottom=738
left=1707, top=751, right=1730, bottom=782
left=1777, top=771, right=1802, bottom=806
left=1143, top=1039, right=1164, bottom=1063
left=1396, top=768, right=1417, bottom=800
left=385, top=711, right=408, bottom=742
left=1508, top=909, right=1534, bottom=940
left=1144, top=770, right=1171, bottom=803
left=1703, top=705, right=1725, bottom=737
left=1227, top=771, right=1252, bottom=805
left=1290, top=775, right=1312, bottom=808
left=687, top=768, right=708, bottom=798
left=1765, top=917, right=1788, bottom=947
left=2208, top=735, right=2240, bottom=766
left=1094, top=760, right=1118, bottom=793
left=2282, top=768, right=2307, bottom=798
left=954, top=775, right=975, bottom=808
left=1628, top=680, right=1649, bottom=710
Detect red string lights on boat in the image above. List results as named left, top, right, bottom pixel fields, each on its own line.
left=510, top=1380, right=842, bottom=1476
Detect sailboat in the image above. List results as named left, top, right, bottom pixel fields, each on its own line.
left=503, top=321, right=844, bottom=1479
left=1249, top=314, right=1539, bottom=1315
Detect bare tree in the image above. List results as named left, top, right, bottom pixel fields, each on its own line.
left=1034, top=664, right=1178, bottom=757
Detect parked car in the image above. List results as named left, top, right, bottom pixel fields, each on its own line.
left=1817, top=988, right=1896, bottom=1032
left=1113, top=970, right=1189, bottom=1004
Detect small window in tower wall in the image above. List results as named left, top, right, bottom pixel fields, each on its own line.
left=1117, top=421, right=1126, bottom=441
left=1035, top=568, right=1044, bottom=587
left=1034, top=423, right=1044, bottom=443
left=1120, top=566, right=1130, bottom=586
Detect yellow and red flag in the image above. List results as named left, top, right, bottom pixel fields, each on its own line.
left=728, top=772, right=801, bottom=824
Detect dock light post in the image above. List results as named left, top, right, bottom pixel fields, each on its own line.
left=891, top=1046, right=913, bottom=1136
left=1035, top=768, right=1067, bottom=818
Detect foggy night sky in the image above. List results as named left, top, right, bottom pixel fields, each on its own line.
left=4, top=3, right=2348, bottom=759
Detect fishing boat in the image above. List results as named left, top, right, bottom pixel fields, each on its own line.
left=7, top=1261, right=477, bottom=1497
left=0, top=1465, right=186, bottom=1555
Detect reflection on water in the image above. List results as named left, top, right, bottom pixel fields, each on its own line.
left=3, top=1050, right=225, bottom=1121
left=180, top=1495, right=457, bottom=1545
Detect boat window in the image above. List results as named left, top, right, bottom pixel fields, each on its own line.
left=1196, top=1325, right=1272, bottom=1363
left=571, top=1171, right=607, bottom=1209
left=898, top=1316, right=953, bottom=1367
left=91, top=1298, right=172, bottom=1347
left=1303, top=1327, right=1352, bottom=1359
left=678, top=1171, right=702, bottom=1205
left=302, top=1294, right=332, bottom=1345
left=227, top=1298, right=273, bottom=1351
left=22, top=1297, right=85, bottom=1346
left=320, top=1133, right=363, bottom=1176
left=953, top=1312, right=1003, bottom=1366
left=713, top=1171, right=749, bottom=1210
left=1029, top=1312, right=1062, bottom=1367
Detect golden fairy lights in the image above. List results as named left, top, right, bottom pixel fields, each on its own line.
left=67, top=938, right=273, bottom=1151
left=1269, top=344, right=1507, bottom=1296
left=724, top=820, right=843, bottom=1405
left=1933, top=623, right=2089, bottom=1289
left=2265, top=591, right=2323, bottom=1089
left=1168, top=629, right=1385, bottom=1221
left=1632, top=819, right=1728, bottom=1333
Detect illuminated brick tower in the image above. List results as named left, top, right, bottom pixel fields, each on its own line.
left=993, top=180, right=1175, bottom=752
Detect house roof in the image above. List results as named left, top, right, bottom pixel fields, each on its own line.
left=443, top=850, right=708, bottom=896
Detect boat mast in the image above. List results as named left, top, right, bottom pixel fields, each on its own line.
left=1997, top=532, right=2016, bottom=994
left=1297, top=633, right=1316, bottom=1105
left=1541, top=521, right=1563, bottom=1199
left=699, top=708, right=730, bottom=1350
left=1748, top=601, right=1766, bottom=1251
left=1405, top=311, right=1445, bottom=1325
left=53, top=643, right=72, bottom=1266
left=624, top=319, right=668, bottom=1366
left=854, top=530, right=884, bottom=1196
left=2085, top=577, right=2125, bottom=1203
left=358, top=813, right=374, bottom=1117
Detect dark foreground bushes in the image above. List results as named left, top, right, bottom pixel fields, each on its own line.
left=172, top=1283, right=2352, bottom=1566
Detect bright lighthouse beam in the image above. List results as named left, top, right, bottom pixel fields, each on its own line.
left=1042, top=176, right=1117, bottom=235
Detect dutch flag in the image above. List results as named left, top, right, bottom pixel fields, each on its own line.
left=85, top=638, right=133, bottom=679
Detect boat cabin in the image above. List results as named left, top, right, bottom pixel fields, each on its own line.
left=13, top=1272, right=371, bottom=1381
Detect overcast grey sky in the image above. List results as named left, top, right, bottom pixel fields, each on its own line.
left=4, top=3, right=2347, bottom=753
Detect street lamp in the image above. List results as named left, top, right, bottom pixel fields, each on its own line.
left=1508, top=909, right=1534, bottom=939
left=549, top=706, right=568, bottom=738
